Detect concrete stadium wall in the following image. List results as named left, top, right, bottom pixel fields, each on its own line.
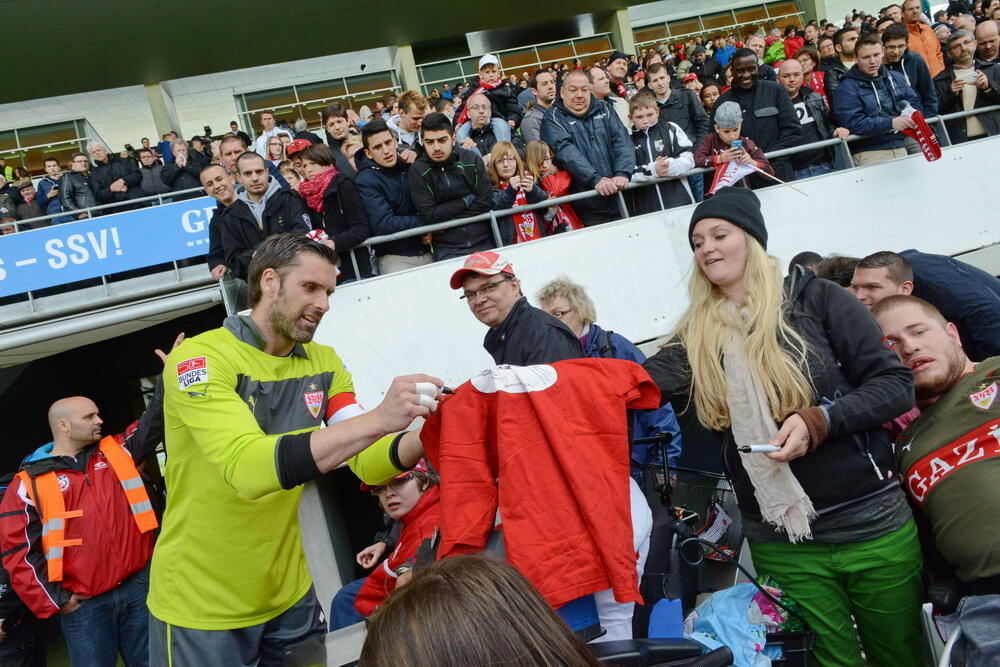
left=314, top=135, right=1000, bottom=407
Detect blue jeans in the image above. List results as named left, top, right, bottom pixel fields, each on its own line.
left=793, top=161, right=834, bottom=180
left=61, top=565, right=150, bottom=666
left=687, top=173, right=704, bottom=202
left=329, top=577, right=367, bottom=631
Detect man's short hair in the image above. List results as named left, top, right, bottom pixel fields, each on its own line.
left=360, top=118, right=392, bottom=149
left=70, top=151, right=88, bottom=162
left=43, top=157, right=60, bottom=166
left=856, top=33, right=883, bottom=51
left=235, top=151, right=266, bottom=173
left=628, top=90, right=658, bottom=115
left=947, top=28, right=975, bottom=47
left=420, top=112, right=454, bottom=136
left=834, top=27, right=860, bottom=47
left=321, top=102, right=348, bottom=125
left=171, top=138, right=188, bottom=150
left=788, top=251, right=823, bottom=273
left=220, top=133, right=248, bottom=151
left=563, top=69, right=590, bottom=86
left=137, top=148, right=153, bottom=157
left=584, top=66, right=605, bottom=84
left=433, top=98, right=453, bottom=113
left=247, top=234, right=340, bottom=307
left=818, top=35, right=835, bottom=48
left=870, top=294, right=947, bottom=327
left=815, top=255, right=860, bottom=286
left=397, top=90, right=429, bottom=114
left=529, top=68, right=552, bottom=89
left=259, top=110, right=275, bottom=119
left=876, top=16, right=897, bottom=31
left=645, top=62, right=668, bottom=77
left=731, top=47, right=757, bottom=63
left=882, top=22, right=909, bottom=42
left=857, top=250, right=913, bottom=284
left=199, top=163, right=228, bottom=179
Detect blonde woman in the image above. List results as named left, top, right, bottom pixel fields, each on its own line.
left=642, top=187, right=923, bottom=666
left=486, top=141, right=547, bottom=245
left=524, top=140, right=583, bottom=233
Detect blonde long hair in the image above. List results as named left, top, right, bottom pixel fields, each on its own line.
left=671, top=235, right=814, bottom=430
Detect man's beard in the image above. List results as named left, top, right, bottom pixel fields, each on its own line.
left=268, top=290, right=317, bottom=345
left=914, top=345, right=967, bottom=402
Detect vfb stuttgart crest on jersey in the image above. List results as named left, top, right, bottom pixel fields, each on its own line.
left=969, top=382, right=997, bottom=411
left=303, top=391, right=325, bottom=419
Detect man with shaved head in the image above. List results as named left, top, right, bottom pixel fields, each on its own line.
left=458, top=92, right=525, bottom=160
left=975, top=20, right=1000, bottom=64
left=777, top=58, right=849, bottom=179
left=0, top=339, right=177, bottom=666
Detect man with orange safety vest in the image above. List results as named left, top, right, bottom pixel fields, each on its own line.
left=0, top=341, right=176, bottom=667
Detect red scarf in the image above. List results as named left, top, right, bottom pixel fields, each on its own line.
left=503, top=183, right=543, bottom=243
left=298, top=166, right=337, bottom=213
left=612, top=78, right=628, bottom=99
left=455, top=78, right=501, bottom=126
left=540, top=171, right=584, bottom=234
left=901, top=108, right=942, bottom=162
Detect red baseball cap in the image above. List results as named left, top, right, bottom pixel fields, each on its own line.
left=448, top=251, right=515, bottom=290
left=683, top=73, right=699, bottom=83
left=286, top=138, right=312, bottom=156
left=359, top=459, right=430, bottom=492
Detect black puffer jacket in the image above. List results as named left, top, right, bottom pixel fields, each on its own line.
left=657, top=87, right=711, bottom=144
left=408, top=147, right=493, bottom=260
left=643, top=268, right=914, bottom=522
left=90, top=156, right=145, bottom=211
left=58, top=171, right=96, bottom=215
left=484, top=297, right=583, bottom=365
left=160, top=151, right=208, bottom=197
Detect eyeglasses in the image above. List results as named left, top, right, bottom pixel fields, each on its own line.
left=369, top=474, right=415, bottom=496
left=497, top=157, right=517, bottom=164
left=541, top=156, right=554, bottom=164
left=549, top=308, right=573, bottom=319
left=460, top=275, right=514, bottom=300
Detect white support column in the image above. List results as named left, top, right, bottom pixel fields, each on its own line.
left=144, top=83, right=181, bottom=137
left=601, top=8, right=637, bottom=55
left=395, top=44, right=421, bottom=92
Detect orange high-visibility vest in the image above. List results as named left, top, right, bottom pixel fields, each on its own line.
left=17, top=436, right=158, bottom=582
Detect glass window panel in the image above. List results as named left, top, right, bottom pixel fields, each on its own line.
left=0, top=130, right=16, bottom=152
left=23, top=144, right=77, bottom=176
left=573, top=35, right=613, bottom=55
left=668, top=18, right=703, bottom=36
left=243, top=87, right=298, bottom=114
left=774, top=15, right=803, bottom=29
left=0, top=151, right=23, bottom=174
left=459, top=57, right=481, bottom=80
left=295, top=79, right=347, bottom=103
left=766, top=2, right=801, bottom=17
left=418, top=61, right=463, bottom=86
left=536, top=43, right=575, bottom=65
left=16, top=121, right=78, bottom=149
left=497, top=48, right=538, bottom=72
left=701, top=12, right=735, bottom=30
left=344, top=71, right=396, bottom=95
left=735, top=7, right=769, bottom=22
left=634, top=26, right=668, bottom=43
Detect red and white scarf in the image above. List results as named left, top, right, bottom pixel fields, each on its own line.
left=900, top=107, right=942, bottom=162
left=503, top=183, right=543, bottom=243
left=455, top=78, right=502, bottom=126
left=299, top=166, right=337, bottom=213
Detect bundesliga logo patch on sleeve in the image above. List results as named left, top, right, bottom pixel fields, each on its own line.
left=177, top=357, right=209, bottom=390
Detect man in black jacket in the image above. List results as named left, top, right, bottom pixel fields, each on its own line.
left=777, top=59, right=850, bottom=179
left=820, top=27, right=858, bottom=99
left=59, top=152, right=98, bottom=219
left=355, top=119, right=433, bottom=274
left=688, top=46, right=722, bottom=85
left=540, top=69, right=633, bottom=225
left=933, top=30, right=1000, bottom=144
left=199, top=164, right=237, bottom=281
left=323, top=103, right=358, bottom=179
left=714, top=48, right=803, bottom=186
left=407, top=112, right=493, bottom=261
left=882, top=22, right=940, bottom=118
left=449, top=251, right=582, bottom=365
left=160, top=139, right=207, bottom=200
left=88, top=142, right=145, bottom=213
left=216, top=154, right=312, bottom=280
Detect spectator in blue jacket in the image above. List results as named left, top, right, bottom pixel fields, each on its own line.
left=35, top=157, right=73, bottom=224
left=832, top=33, right=922, bottom=165
left=536, top=277, right=683, bottom=475
left=540, top=69, right=634, bottom=226
left=355, top=119, right=433, bottom=274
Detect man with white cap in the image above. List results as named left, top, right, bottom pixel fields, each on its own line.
left=450, top=251, right=582, bottom=365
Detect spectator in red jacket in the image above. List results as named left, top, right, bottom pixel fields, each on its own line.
left=330, top=460, right=440, bottom=630
left=0, top=338, right=178, bottom=667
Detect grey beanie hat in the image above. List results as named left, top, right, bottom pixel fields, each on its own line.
left=714, top=101, right=744, bottom=130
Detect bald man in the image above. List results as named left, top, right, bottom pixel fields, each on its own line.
left=458, top=92, right=525, bottom=159
left=0, top=338, right=178, bottom=667
left=777, top=58, right=849, bottom=179
left=975, top=20, right=1000, bottom=64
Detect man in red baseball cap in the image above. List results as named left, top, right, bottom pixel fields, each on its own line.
left=450, top=251, right=581, bottom=365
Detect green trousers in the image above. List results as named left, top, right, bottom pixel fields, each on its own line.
left=749, top=519, right=925, bottom=667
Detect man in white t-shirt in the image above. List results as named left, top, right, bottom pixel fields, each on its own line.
left=253, top=110, right=293, bottom=157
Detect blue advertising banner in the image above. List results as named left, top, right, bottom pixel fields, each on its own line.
left=0, top=197, right=217, bottom=297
